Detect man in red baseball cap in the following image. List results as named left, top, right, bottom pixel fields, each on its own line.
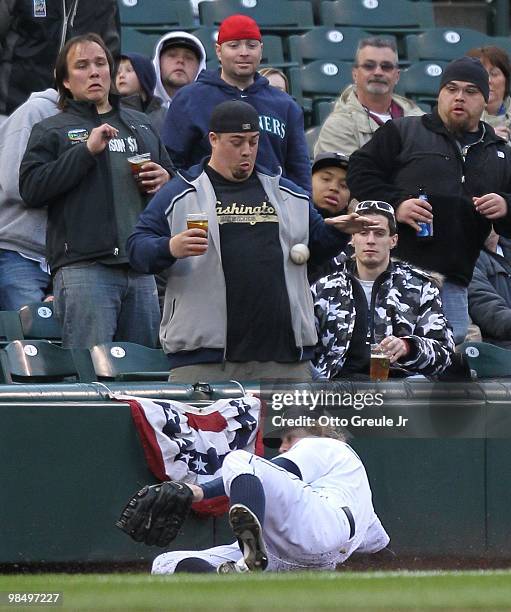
left=161, top=14, right=312, bottom=194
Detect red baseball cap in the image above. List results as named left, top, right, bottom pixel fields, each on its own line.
left=217, top=14, right=262, bottom=45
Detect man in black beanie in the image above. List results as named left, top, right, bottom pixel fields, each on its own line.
left=348, top=55, right=511, bottom=344
left=127, top=100, right=379, bottom=383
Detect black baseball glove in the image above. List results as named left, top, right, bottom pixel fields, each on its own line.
left=116, top=481, right=194, bottom=547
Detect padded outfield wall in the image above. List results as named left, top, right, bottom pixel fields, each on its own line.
left=1, top=380, right=510, bottom=565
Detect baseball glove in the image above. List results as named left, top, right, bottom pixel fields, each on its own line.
left=116, top=481, right=193, bottom=547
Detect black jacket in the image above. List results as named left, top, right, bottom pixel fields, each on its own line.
left=0, top=0, right=120, bottom=114
left=120, top=94, right=166, bottom=136
left=468, top=238, right=511, bottom=347
left=348, top=109, right=511, bottom=286
left=19, top=97, right=173, bottom=273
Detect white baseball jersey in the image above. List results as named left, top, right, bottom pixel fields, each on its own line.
left=152, top=437, right=389, bottom=574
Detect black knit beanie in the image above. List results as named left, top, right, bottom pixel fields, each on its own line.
left=439, top=56, right=489, bottom=102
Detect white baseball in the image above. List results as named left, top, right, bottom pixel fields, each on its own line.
left=290, top=243, right=310, bottom=264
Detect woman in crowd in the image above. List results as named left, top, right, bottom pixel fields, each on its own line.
left=467, top=46, right=511, bottom=142
left=259, top=67, right=289, bottom=93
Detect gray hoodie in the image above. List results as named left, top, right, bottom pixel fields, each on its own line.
left=152, top=31, right=207, bottom=108
left=0, top=88, right=59, bottom=261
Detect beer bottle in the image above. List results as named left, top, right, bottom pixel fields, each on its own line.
left=416, top=188, right=433, bottom=239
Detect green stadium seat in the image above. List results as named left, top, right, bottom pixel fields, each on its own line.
left=193, top=27, right=293, bottom=69
left=89, top=342, right=170, bottom=382
left=305, top=125, right=321, bottom=159
left=199, top=0, right=314, bottom=34
left=18, top=302, right=62, bottom=343
left=395, top=60, right=448, bottom=108
left=191, top=26, right=219, bottom=59
left=121, top=27, right=161, bottom=56
left=119, top=0, right=195, bottom=31
left=289, top=59, right=352, bottom=113
left=0, top=311, right=23, bottom=344
left=486, top=36, right=511, bottom=58
left=288, top=26, right=373, bottom=64
left=459, top=341, right=511, bottom=379
left=405, top=28, right=488, bottom=63
left=319, top=0, right=435, bottom=35
left=314, top=98, right=336, bottom=125
left=0, top=340, right=93, bottom=384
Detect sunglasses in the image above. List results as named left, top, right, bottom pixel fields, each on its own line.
left=355, top=200, right=396, bottom=219
left=356, top=61, right=397, bottom=73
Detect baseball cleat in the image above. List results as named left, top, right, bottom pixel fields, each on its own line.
left=216, top=559, right=250, bottom=574
left=228, top=503, right=268, bottom=571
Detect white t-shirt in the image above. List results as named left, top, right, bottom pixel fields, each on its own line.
left=358, top=278, right=374, bottom=306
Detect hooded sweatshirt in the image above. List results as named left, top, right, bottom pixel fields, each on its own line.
left=0, top=88, right=59, bottom=261
left=152, top=31, right=207, bottom=108
left=162, top=69, right=312, bottom=193
left=119, top=52, right=166, bottom=133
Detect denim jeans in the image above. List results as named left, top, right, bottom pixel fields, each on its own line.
left=440, top=281, right=469, bottom=345
left=0, top=249, right=51, bottom=311
left=53, top=261, right=160, bottom=349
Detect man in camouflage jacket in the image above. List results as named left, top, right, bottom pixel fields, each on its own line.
left=312, top=201, right=455, bottom=379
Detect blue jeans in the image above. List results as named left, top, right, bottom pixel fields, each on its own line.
left=53, top=262, right=160, bottom=349
left=440, top=281, right=469, bottom=345
left=0, top=249, right=51, bottom=311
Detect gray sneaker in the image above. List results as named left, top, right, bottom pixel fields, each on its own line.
left=228, top=504, right=268, bottom=571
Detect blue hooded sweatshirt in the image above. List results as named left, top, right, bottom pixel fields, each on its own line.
left=161, top=69, right=312, bottom=194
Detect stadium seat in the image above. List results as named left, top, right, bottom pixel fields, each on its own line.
left=289, top=60, right=352, bottom=113
left=199, top=0, right=314, bottom=33
left=191, top=26, right=220, bottom=57
left=314, top=99, right=336, bottom=125
left=18, top=302, right=62, bottom=343
left=288, top=26, right=373, bottom=64
left=0, top=311, right=23, bottom=344
left=0, top=340, right=93, bottom=384
left=405, top=28, right=488, bottom=63
left=395, top=60, right=448, bottom=108
left=194, top=27, right=293, bottom=69
left=119, top=0, right=195, bottom=31
left=319, top=0, right=435, bottom=35
left=486, top=36, right=511, bottom=58
left=305, top=125, right=321, bottom=159
left=89, top=342, right=170, bottom=382
left=121, top=27, right=161, bottom=56
left=459, top=341, right=511, bottom=379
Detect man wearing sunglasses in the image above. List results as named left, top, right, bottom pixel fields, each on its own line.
left=314, top=37, right=423, bottom=156
left=348, top=56, right=511, bottom=345
left=312, top=201, right=454, bottom=379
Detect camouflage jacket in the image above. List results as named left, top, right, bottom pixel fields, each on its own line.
left=312, top=259, right=455, bottom=378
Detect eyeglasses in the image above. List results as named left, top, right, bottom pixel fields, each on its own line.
left=355, top=200, right=396, bottom=219
left=442, top=83, right=482, bottom=96
left=356, top=61, right=397, bottom=73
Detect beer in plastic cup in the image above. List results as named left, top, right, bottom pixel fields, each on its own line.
left=128, top=152, right=151, bottom=188
left=370, top=343, right=390, bottom=381
left=186, top=212, right=208, bottom=235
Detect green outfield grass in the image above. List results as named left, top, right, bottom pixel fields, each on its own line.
left=0, top=570, right=510, bottom=611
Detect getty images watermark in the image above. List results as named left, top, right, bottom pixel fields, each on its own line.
left=271, top=389, right=383, bottom=411
left=269, top=389, right=410, bottom=431
left=261, top=381, right=511, bottom=438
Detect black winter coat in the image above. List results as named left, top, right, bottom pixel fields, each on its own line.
left=19, top=97, right=174, bottom=272
left=348, top=109, right=511, bottom=286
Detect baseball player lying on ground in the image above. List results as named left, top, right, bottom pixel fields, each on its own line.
left=117, top=410, right=390, bottom=573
